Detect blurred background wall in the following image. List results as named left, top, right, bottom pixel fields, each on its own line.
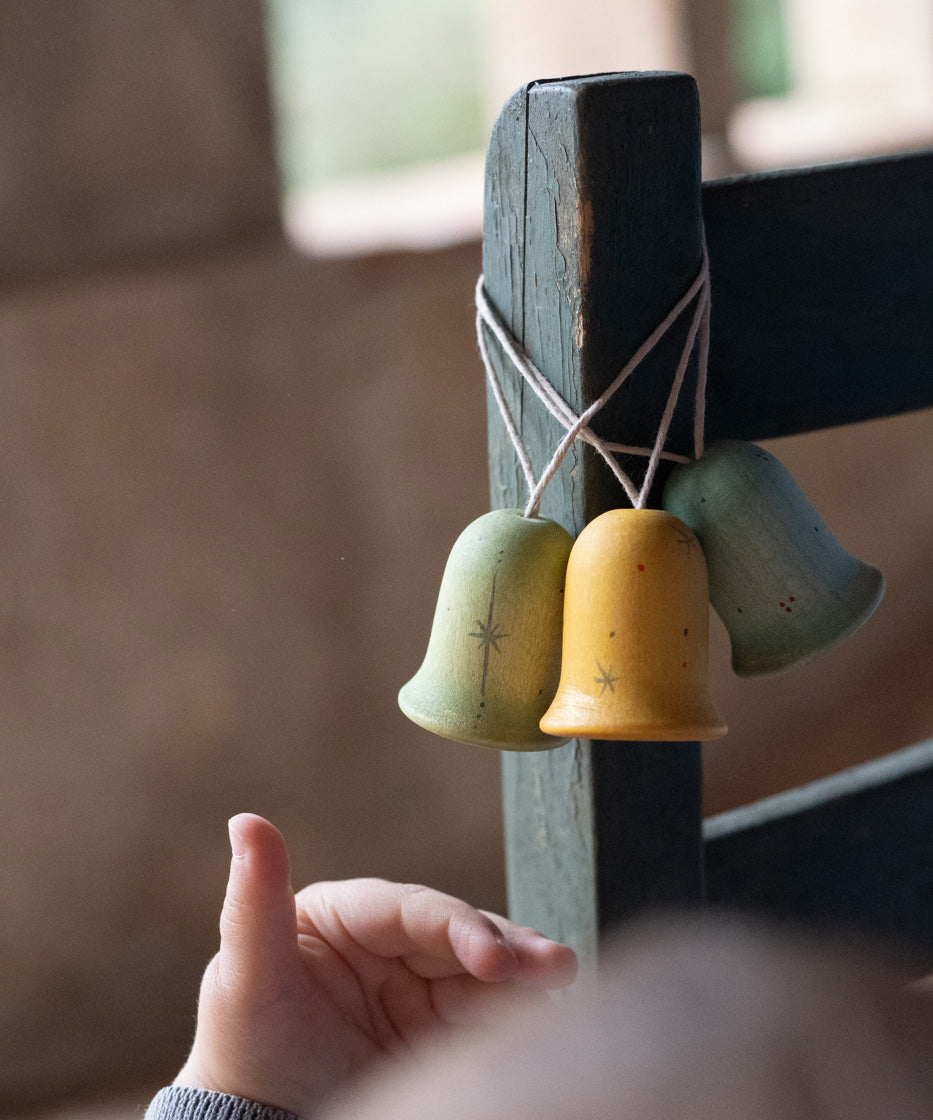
left=0, top=1, right=929, bottom=1116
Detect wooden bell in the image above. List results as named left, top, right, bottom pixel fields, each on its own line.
left=399, top=508, right=573, bottom=751
left=662, top=440, right=885, bottom=677
left=539, top=508, right=727, bottom=742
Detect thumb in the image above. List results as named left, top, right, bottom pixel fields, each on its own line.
left=218, top=813, right=300, bottom=991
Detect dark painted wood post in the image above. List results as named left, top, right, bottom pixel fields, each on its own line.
left=482, top=73, right=706, bottom=969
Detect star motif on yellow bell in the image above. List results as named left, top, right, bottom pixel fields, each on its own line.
left=593, top=660, right=619, bottom=695
left=539, top=508, right=727, bottom=742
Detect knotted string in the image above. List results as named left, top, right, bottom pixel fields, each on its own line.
left=475, top=245, right=710, bottom=519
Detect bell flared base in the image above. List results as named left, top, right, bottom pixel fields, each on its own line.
left=730, top=564, right=886, bottom=678
left=540, top=690, right=727, bottom=742
left=399, top=680, right=568, bottom=752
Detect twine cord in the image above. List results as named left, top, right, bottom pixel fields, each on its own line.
left=475, top=246, right=710, bottom=518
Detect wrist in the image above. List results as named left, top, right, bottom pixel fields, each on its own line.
left=172, top=1054, right=318, bottom=1120
left=172, top=1060, right=272, bottom=1109
left=148, top=1085, right=302, bottom=1120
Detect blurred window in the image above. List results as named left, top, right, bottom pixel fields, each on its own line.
left=264, top=0, right=933, bottom=254
left=731, top=0, right=790, bottom=99
left=265, top=0, right=486, bottom=189
left=264, top=0, right=487, bottom=254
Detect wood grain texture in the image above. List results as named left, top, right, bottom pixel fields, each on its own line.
left=483, top=74, right=707, bottom=966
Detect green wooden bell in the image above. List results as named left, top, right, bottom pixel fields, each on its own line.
left=399, top=508, right=573, bottom=750
left=663, top=440, right=885, bottom=677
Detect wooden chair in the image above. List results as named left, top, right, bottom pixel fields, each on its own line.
left=481, top=72, right=933, bottom=971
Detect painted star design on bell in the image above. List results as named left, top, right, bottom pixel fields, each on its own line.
left=593, top=660, right=619, bottom=695
left=469, top=573, right=510, bottom=695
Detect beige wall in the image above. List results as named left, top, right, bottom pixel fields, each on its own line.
left=0, top=2, right=503, bottom=1108
left=0, top=2, right=929, bottom=1114
left=0, top=1, right=279, bottom=278
left=0, top=233, right=506, bottom=1110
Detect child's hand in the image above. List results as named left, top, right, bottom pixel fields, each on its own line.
left=173, top=814, right=577, bottom=1118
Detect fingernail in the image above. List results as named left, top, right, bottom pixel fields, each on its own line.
left=495, top=932, right=519, bottom=962
left=228, top=816, right=247, bottom=859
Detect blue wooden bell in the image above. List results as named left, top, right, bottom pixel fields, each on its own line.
left=662, top=440, right=885, bottom=677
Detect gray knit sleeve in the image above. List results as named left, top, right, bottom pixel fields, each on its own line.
left=144, top=1086, right=301, bottom=1120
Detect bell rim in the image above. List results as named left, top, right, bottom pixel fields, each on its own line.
left=539, top=715, right=728, bottom=742
left=399, top=686, right=570, bottom=752
left=729, top=567, right=886, bottom=678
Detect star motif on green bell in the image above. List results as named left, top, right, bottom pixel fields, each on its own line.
left=469, top=574, right=510, bottom=695
left=398, top=508, right=573, bottom=751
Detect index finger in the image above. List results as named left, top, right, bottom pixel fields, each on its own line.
left=296, top=878, right=524, bottom=982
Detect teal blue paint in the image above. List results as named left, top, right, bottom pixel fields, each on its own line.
left=663, top=440, right=885, bottom=676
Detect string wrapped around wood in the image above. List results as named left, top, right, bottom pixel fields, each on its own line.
left=474, top=242, right=710, bottom=517
left=399, top=232, right=884, bottom=751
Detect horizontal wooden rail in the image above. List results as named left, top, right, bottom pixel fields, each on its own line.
left=705, top=739, right=933, bottom=965
left=701, top=151, right=933, bottom=442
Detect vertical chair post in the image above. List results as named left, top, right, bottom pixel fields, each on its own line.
left=482, top=73, right=707, bottom=969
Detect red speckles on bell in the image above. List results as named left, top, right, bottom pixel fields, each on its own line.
left=662, top=439, right=885, bottom=677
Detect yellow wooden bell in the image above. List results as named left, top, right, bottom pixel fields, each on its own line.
left=399, top=508, right=573, bottom=750
left=662, top=440, right=885, bottom=677
left=539, top=508, right=727, bottom=742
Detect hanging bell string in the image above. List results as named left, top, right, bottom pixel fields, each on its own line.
left=474, top=291, right=540, bottom=502
left=635, top=273, right=708, bottom=509
left=475, top=278, right=652, bottom=508
left=521, top=251, right=709, bottom=513
left=475, top=243, right=710, bottom=517
left=693, top=226, right=711, bottom=462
